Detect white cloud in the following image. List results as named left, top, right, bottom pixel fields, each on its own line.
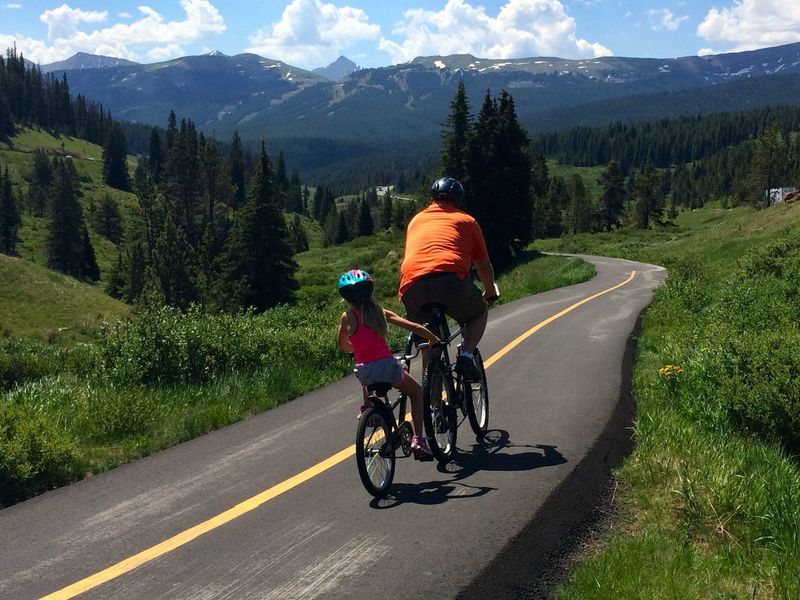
left=697, top=0, right=800, bottom=51
left=147, top=43, right=185, bottom=61
left=247, top=0, right=380, bottom=69
left=647, top=8, right=689, bottom=31
left=698, top=47, right=717, bottom=56
left=2, top=1, right=225, bottom=64
left=40, top=4, right=108, bottom=40
left=378, top=0, right=612, bottom=64
left=4, top=3, right=23, bottom=8
left=119, top=11, right=131, bottom=19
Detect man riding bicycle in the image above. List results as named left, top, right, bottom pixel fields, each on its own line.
left=399, top=177, right=499, bottom=382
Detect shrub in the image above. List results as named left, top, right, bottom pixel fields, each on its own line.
left=0, top=338, right=61, bottom=391
left=0, top=400, right=83, bottom=505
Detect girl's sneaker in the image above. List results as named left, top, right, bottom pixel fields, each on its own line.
left=411, top=435, right=433, bottom=461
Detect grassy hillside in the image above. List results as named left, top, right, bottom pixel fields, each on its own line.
left=0, top=253, right=130, bottom=341
left=538, top=203, right=800, bottom=598
left=0, top=128, right=138, bottom=280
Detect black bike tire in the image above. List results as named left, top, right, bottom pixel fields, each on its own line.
left=355, top=407, right=395, bottom=497
left=421, top=360, right=458, bottom=463
left=465, top=348, right=489, bottom=437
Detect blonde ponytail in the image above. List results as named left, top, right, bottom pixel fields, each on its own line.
left=359, top=296, right=388, bottom=339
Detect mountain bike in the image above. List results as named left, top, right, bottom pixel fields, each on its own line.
left=354, top=335, right=429, bottom=498
left=421, top=303, right=492, bottom=464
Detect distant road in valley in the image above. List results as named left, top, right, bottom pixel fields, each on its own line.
left=0, top=255, right=665, bottom=599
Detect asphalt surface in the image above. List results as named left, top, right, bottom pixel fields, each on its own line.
left=0, top=254, right=665, bottom=600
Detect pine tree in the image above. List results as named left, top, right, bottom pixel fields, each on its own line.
left=465, top=89, right=532, bottom=269
left=336, top=210, right=350, bottom=244
left=106, top=250, right=126, bottom=299
left=229, top=130, right=246, bottom=208
left=310, top=186, right=324, bottom=221
left=0, top=93, right=12, bottom=137
left=441, top=80, right=472, bottom=181
left=152, top=213, right=196, bottom=308
left=356, top=197, right=374, bottom=237
left=543, top=175, right=566, bottom=238
left=275, top=150, right=289, bottom=208
left=380, top=191, right=393, bottom=230
left=47, top=161, right=96, bottom=279
left=162, top=119, right=201, bottom=244
left=134, top=162, right=158, bottom=261
left=633, top=160, right=662, bottom=228
left=530, top=146, right=550, bottom=238
left=93, top=193, right=123, bottom=243
left=80, top=224, right=100, bottom=282
left=565, top=174, right=593, bottom=234
left=286, top=168, right=303, bottom=213
left=748, top=123, right=788, bottom=208
left=102, top=123, right=130, bottom=191
left=28, top=148, right=53, bottom=217
left=289, top=214, right=309, bottom=253
left=0, top=166, right=20, bottom=254
left=222, top=142, right=297, bottom=311
left=126, top=241, right=146, bottom=302
left=598, top=159, right=626, bottom=230
left=148, top=127, right=163, bottom=184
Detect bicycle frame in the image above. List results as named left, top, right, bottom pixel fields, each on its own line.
left=364, top=333, right=422, bottom=454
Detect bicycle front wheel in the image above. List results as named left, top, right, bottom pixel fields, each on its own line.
left=465, top=348, right=489, bottom=437
left=355, top=408, right=395, bottom=497
left=422, top=361, right=458, bottom=463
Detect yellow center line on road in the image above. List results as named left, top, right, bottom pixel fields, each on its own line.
left=41, top=270, right=637, bottom=600
left=484, top=270, right=637, bottom=369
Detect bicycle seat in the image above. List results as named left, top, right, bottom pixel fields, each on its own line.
left=366, top=382, right=392, bottom=395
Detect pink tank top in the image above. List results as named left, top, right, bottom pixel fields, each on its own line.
left=349, top=308, right=393, bottom=364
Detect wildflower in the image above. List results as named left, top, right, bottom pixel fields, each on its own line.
left=658, top=364, right=684, bottom=378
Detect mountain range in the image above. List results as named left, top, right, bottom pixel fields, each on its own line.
left=41, top=52, right=139, bottom=72
left=40, top=43, right=800, bottom=178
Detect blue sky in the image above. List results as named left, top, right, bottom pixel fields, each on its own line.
left=1, top=1, right=799, bottom=70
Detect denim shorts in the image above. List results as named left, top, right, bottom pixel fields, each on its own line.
left=354, top=356, right=404, bottom=386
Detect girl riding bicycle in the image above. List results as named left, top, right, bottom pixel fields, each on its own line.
left=336, top=269, right=440, bottom=458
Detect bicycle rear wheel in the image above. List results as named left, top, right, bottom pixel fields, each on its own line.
left=422, top=361, right=458, bottom=463
left=465, top=348, right=489, bottom=437
left=355, top=408, right=395, bottom=497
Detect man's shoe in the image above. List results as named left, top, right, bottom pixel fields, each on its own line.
left=456, top=354, right=481, bottom=383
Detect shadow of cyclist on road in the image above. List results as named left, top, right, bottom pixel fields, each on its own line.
left=369, top=477, right=494, bottom=509
left=439, top=429, right=568, bottom=482
left=369, top=430, right=566, bottom=509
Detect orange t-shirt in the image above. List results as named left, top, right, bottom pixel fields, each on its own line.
left=399, top=202, right=489, bottom=296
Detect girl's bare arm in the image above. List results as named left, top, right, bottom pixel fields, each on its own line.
left=384, top=309, right=440, bottom=344
left=337, top=311, right=353, bottom=352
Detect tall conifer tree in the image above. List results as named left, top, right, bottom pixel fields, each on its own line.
left=0, top=166, right=20, bottom=254
left=598, top=159, right=626, bottom=230
left=223, top=143, right=297, bottom=311
left=102, top=123, right=130, bottom=191
left=441, top=80, right=471, bottom=181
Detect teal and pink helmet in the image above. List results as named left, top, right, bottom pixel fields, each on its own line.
left=337, top=269, right=374, bottom=303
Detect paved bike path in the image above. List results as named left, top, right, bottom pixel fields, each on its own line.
left=0, top=255, right=664, bottom=599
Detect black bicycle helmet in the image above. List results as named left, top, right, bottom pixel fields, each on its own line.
left=430, top=177, right=464, bottom=202
left=337, top=269, right=374, bottom=304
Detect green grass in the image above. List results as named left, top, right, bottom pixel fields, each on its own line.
left=0, top=253, right=130, bottom=341
left=548, top=161, right=606, bottom=199
left=546, top=203, right=800, bottom=599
